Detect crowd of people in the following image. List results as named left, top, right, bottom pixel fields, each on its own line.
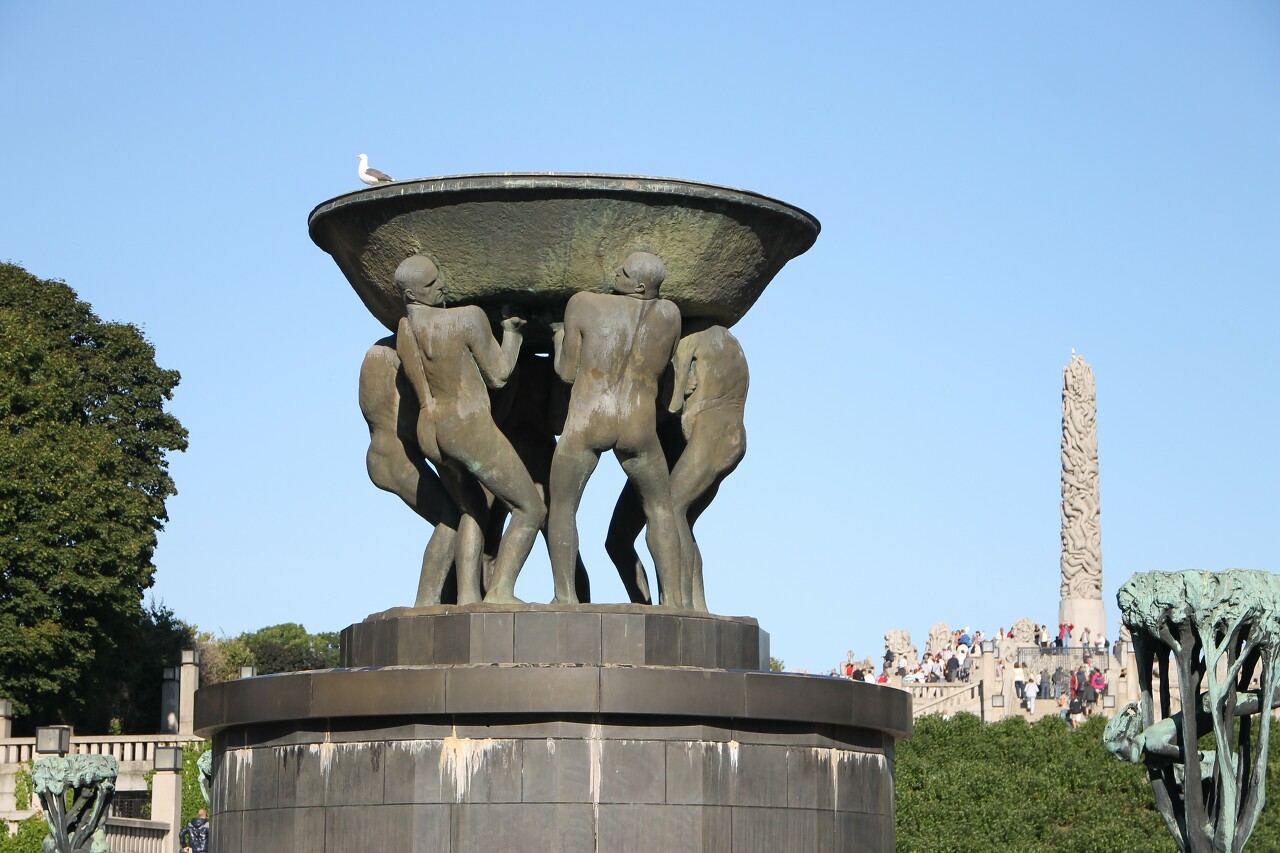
left=837, top=622, right=1115, bottom=727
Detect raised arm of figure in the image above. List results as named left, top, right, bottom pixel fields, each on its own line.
left=468, top=306, right=524, bottom=389
left=668, top=336, right=697, bottom=413
left=553, top=305, right=583, bottom=384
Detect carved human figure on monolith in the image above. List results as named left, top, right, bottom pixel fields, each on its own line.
left=1060, top=352, right=1104, bottom=640
left=884, top=630, right=917, bottom=669
left=549, top=252, right=683, bottom=606
left=358, top=337, right=460, bottom=605
left=604, top=322, right=747, bottom=611
left=924, top=623, right=951, bottom=656
left=394, top=253, right=545, bottom=604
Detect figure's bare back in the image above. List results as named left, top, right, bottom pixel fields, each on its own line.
left=564, top=292, right=680, bottom=403
left=408, top=305, right=494, bottom=411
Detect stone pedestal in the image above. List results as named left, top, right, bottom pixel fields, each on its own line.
left=195, top=608, right=911, bottom=852
left=1058, top=598, right=1106, bottom=648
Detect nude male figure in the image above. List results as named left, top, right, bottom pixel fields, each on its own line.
left=393, top=253, right=545, bottom=604
left=549, top=251, right=684, bottom=606
left=358, top=337, right=460, bottom=605
left=484, top=351, right=592, bottom=602
left=605, top=323, right=748, bottom=612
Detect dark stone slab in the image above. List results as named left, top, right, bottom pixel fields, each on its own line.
left=600, top=668, right=746, bottom=719
left=198, top=666, right=911, bottom=741
left=326, top=803, right=447, bottom=851
left=521, top=738, right=592, bottom=803
left=241, top=805, right=325, bottom=853
left=445, top=666, right=600, bottom=715
left=433, top=613, right=472, bottom=664
left=451, top=804, right=595, bottom=852
left=324, top=741, right=386, bottom=806
left=645, top=613, right=683, bottom=666
left=469, top=612, right=514, bottom=663
left=383, top=740, right=449, bottom=805
left=599, top=740, right=666, bottom=804
left=207, top=808, right=241, bottom=853
left=597, top=804, right=727, bottom=853
left=835, top=810, right=890, bottom=852
left=277, top=744, right=326, bottom=809
left=600, top=612, right=646, bottom=665
left=345, top=606, right=766, bottom=669
left=733, top=807, right=826, bottom=853
left=312, top=668, right=447, bottom=717
left=397, top=615, right=436, bottom=665
left=730, top=745, right=787, bottom=808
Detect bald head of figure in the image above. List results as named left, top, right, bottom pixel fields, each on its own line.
left=396, top=254, right=444, bottom=307
left=613, top=252, right=666, bottom=300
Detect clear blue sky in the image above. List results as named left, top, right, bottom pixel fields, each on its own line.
left=2, top=3, right=1277, bottom=674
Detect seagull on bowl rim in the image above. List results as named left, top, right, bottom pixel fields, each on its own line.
left=357, top=154, right=394, bottom=186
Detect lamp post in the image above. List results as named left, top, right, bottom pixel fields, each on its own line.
left=152, top=745, right=185, bottom=853
left=35, top=725, right=72, bottom=756
left=161, top=666, right=179, bottom=734
left=178, top=650, right=200, bottom=736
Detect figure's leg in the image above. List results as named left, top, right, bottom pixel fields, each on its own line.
left=465, top=430, right=547, bottom=604
left=683, top=482, right=721, bottom=613
left=617, top=443, right=683, bottom=609
left=437, top=463, right=488, bottom=605
left=547, top=436, right=600, bottom=604
left=668, top=420, right=744, bottom=613
left=517, top=427, right=592, bottom=603
left=604, top=481, right=652, bottom=604
left=414, top=523, right=457, bottom=606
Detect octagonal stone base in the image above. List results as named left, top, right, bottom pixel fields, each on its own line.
left=195, top=612, right=910, bottom=852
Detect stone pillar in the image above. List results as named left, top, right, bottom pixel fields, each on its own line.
left=152, top=767, right=183, bottom=853
left=160, top=667, right=179, bottom=735
left=178, top=650, right=200, bottom=737
left=978, top=652, right=997, bottom=722
left=0, top=698, right=12, bottom=738
left=1059, top=352, right=1106, bottom=641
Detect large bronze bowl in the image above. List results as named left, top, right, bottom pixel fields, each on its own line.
left=308, top=173, right=820, bottom=334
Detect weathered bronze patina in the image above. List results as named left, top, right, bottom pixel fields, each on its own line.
left=1106, top=570, right=1280, bottom=852
left=313, top=174, right=817, bottom=610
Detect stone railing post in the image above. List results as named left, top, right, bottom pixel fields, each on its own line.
left=0, top=698, right=11, bottom=739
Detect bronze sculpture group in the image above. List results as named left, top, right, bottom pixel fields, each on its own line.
left=359, top=251, right=748, bottom=612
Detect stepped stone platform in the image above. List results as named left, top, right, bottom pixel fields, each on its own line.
left=195, top=608, right=911, bottom=852
left=342, top=604, right=771, bottom=670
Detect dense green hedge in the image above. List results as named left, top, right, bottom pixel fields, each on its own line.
left=0, top=816, right=45, bottom=853
left=896, top=712, right=1280, bottom=852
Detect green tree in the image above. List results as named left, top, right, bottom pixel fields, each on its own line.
left=0, top=262, right=187, bottom=731
left=241, top=623, right=339, bottom=674
left=194, top=631, right=256, bottom=686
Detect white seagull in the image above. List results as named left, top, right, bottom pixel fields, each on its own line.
left=356, top=153, right=394, bottom=186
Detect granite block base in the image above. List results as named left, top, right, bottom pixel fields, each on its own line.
left=195, top=613, right=910, bottom=852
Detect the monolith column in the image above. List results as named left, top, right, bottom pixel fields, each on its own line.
left=1058, top=352, right=1105, bottom=642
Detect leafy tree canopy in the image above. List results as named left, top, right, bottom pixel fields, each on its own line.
left=198, top=623, right=339, bottom=685
left=0, top=262, right=188, bottom=730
